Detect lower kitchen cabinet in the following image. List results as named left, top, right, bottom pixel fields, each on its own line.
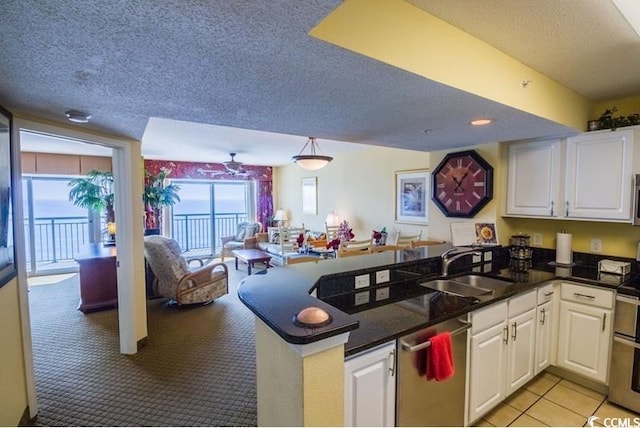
left=468, top=290, right=537, bottom=423
left=557, top=282, right=613, bottom=384
left=344, top=341, right=396, bottom=427
left=535, top=283, right=556, bottom=375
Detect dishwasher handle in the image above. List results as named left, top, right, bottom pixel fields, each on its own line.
left=400, top=318, right=471, bottom=353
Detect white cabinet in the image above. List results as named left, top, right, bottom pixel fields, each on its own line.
left=469, top=315, right=508, bottom=422
left=344, top=341, right=396, bottom=427
left=506, top=138, right=561, bottom=217
left=505, top=128, right=635, bottom=222
left=506, top=307, right=537, bottom=395
left=535, top=283, right=556, bottom=375
left=557, top=283, right=613, bottom=384
left=468, top=290, right=537, bottom=423
left=565, top=130, right=634, bottom=221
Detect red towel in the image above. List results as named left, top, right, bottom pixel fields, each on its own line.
left=426, top=331, right=455, bottom=381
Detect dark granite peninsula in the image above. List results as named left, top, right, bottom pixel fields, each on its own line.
left=238, top=244, right=637, bottom=426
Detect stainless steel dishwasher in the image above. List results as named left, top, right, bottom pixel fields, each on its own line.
left=397, top=316, right=471, bottom=426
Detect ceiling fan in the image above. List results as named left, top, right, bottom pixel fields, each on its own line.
left=196, top=153, right=253, bottom=178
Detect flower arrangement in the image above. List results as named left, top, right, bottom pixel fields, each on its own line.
left=372, top=227, right=388, bottom=246
left=596, top=106, right=640, bottom=131
left=296, top=233, right=305, bottom=247
left=326, top=220, right=355, bottom=250
left=337, top=220, right=355, bottom=243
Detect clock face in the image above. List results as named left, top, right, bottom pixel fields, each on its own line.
left=431, top=150, right=493, bottom=217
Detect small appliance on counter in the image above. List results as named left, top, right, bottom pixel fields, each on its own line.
left=509, top=234, right=533, bottom=282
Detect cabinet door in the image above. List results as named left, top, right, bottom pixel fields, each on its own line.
left=565, top=130, right=633, bottom=221
left=535, top=301, right=554, bottom=375
left=506, top=308, right=537, bottom=395
left=469, top=322, right=507, bottom=423
left=344, top=342, right=396, bottom=427
left=557, top=301, right=612, bottom=383
left=506, top=139, right=561, bottom=217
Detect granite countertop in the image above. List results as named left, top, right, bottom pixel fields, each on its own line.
left=237, top=245, right=635, bottom=355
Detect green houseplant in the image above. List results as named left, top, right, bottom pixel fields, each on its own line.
left=68, top=170, right=115, bottom=223
left=143, top=169, right=180, bottom=234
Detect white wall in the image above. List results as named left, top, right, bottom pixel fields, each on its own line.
left=274, top=145, right=430, bottom=240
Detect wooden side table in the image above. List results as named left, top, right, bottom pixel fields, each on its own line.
left=75, top=243, right=118, bottom=313
left=232, top=249, right=272, bottom=275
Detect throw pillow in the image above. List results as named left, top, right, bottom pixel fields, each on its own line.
left=270, top=232, right=280, bottom=244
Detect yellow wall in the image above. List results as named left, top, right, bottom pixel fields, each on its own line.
left=311, top=0, right=590, bottom=131
left=0, top=277, right=28, bottom=426
left=275, top=145, right=430, bottom=240
left=591, top=95, right=640, bottom=118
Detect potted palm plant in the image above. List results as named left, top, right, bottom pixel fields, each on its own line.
left=68, top=170, right=115, bottom=243
left=143, top=169, right=180, bottom=235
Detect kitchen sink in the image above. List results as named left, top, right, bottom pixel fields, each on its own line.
left=449, top=273, right=515, bottom=289
left=420, top=274, right=515, bottom=298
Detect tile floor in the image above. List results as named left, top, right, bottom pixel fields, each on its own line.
left=475, top=372, right=640, bottom=427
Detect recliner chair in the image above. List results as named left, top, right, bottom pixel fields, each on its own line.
left=144, top=235, right=228, bottom=306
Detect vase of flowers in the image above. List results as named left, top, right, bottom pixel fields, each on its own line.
left=372, top=227, right=387, bottom=246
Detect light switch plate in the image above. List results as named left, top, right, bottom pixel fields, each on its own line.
left=375, top=270, right=390, bottom=284
left=590, top=238, right=602, bottom=253
left=533, top=233, right=543, bottom=246
left=355, top=274, right=370, bottom=289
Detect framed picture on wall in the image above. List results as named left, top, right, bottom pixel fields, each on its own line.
left=302, top=177, right=317, bottom=215
left=0, top=104, right=16, bottom=288
left=395, top=169, right=429, bottom=225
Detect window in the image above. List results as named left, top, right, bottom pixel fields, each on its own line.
left=170, top=180, right=255, bottom=257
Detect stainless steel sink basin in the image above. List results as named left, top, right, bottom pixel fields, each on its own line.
left=420, top=274, right=515, bottom=298
left=449, top=274, right=515, bottom=289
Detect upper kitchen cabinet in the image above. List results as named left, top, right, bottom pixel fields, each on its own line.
left=565, top=129, right=633, bottom=221
left=506, top=139, right=561, bottom=217
left=505, top=128, right=636, bottom=222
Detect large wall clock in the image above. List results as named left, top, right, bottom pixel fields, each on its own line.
left=431, top=150, right=493, bottom=218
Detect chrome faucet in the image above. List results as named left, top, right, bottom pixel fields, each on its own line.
left=441, top=248, right=482, bottom=277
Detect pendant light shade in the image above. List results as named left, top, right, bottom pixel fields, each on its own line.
left=292, top=137, right=333, bottom=170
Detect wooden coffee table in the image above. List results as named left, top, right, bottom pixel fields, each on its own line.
left=232, top=249, right=272, bottom=275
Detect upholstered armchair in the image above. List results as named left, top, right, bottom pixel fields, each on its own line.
left=220, top=221, right=263, bottom=261
left=144, top=235, right=228, bottom=306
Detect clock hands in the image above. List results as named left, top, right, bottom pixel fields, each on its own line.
left=453, top=171, right=469, bottom=192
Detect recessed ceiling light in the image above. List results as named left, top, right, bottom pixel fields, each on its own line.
left=65, top=109, right=92, bottom=123
left=470, top=118, right=493, bottom=126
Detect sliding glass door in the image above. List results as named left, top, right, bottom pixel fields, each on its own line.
left=22, top=176, right=99, bottom=275
left=170, top=180, right=255, bottom=258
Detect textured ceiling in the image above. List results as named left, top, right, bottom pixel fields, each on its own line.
left=0, top=1, right=636, bottom=165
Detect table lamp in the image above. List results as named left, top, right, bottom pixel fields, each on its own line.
left=105, top=222, right=116, bottom=246
left=273, top=210, right=288, bottom=227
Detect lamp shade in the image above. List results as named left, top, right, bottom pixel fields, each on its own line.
left=273, top=209, right=288, bottom=221
left=325, top=211, right=340, bottom=227
left=292, top=137, right=333, bottom=170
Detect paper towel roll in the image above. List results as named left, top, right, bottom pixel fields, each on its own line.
left=556, top=232, right=573, bottom=265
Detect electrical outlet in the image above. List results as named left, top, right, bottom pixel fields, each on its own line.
left=355, top=274, right=370, bottom=289
left=533, top=233, right=543, bottom=246
left=590, top=238, right=602, bottom=253
left=354, top=291, right=370, bottom=306
left=375, top=287, right=390, bottom=301
left=375, top=270, right=390, bottom=284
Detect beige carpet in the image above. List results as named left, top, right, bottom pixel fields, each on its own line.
left=28, top=261, right=259, bottom=426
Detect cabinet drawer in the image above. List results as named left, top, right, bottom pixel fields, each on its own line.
left=537, top=283, right=555, bottom=305
left=508, top=290, right=536, bottom=318
left=561, top=283, right=613, bottom=309
left=471, top=301, right=508, bottom=334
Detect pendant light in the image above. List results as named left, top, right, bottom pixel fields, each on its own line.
left=292, top=137, right=333, bottom=170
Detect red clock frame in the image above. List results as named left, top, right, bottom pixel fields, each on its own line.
left=431, top=150, right=493, bottom=218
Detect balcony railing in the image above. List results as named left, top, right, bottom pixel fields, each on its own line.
left=171, top=212, right=249, bottom=255
left=24, top=212, right=249, bottom=270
